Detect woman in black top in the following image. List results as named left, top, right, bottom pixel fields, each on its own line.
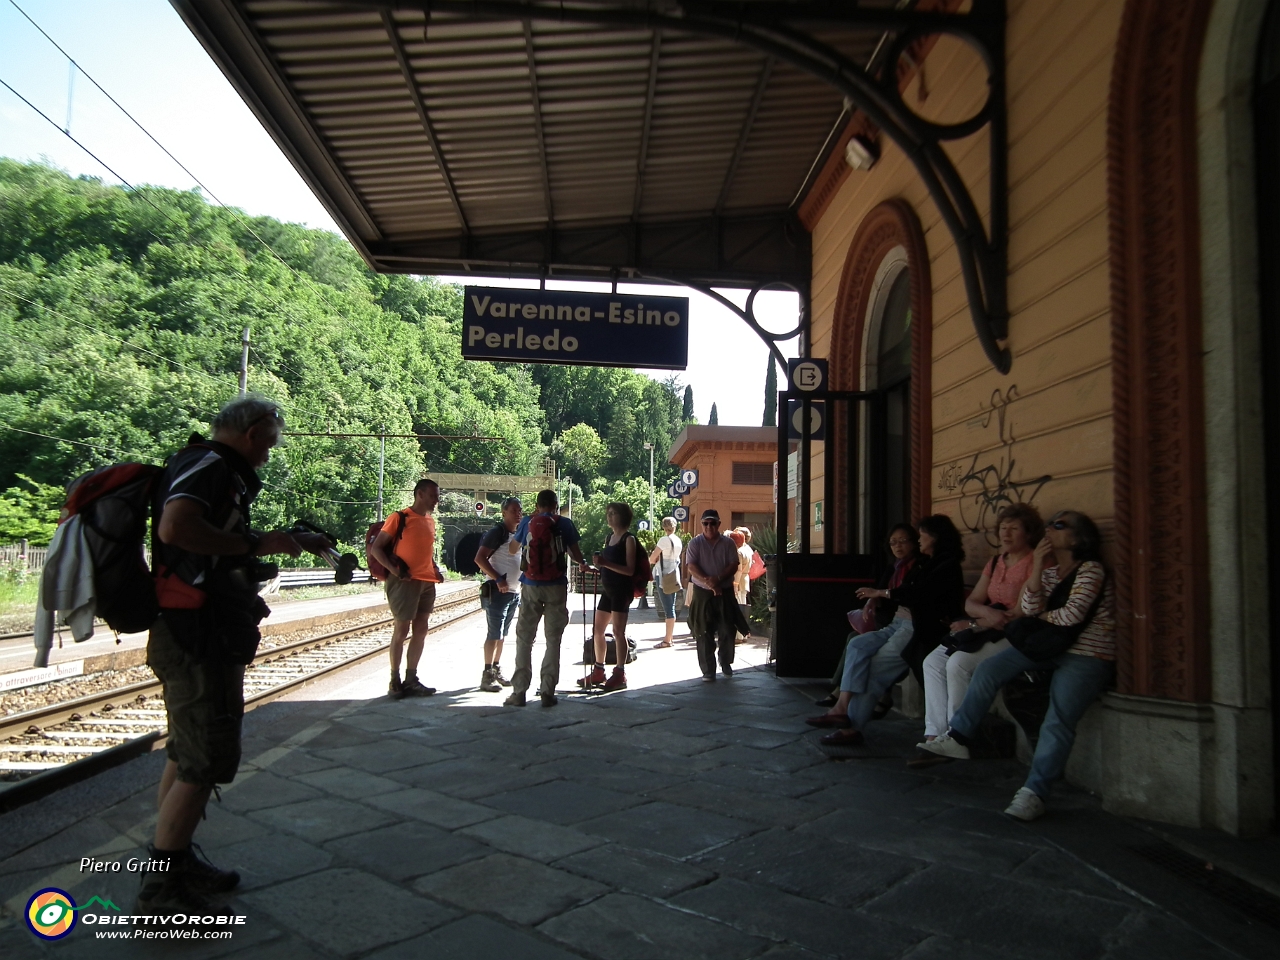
left=811, top=515, right=965, bottom=745
left=579, top=501, right=636, bottom=692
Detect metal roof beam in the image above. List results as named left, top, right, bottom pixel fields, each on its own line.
left=380, top=10, right=469, bottom=234
left=632, top=30, right=661, bottom=220
left=716, top=55, right=773, bottom=215
left=522, top=20, right=554, bottom=224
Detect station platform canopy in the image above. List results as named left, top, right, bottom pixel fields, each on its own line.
left=173, top=1, right=910, bottom=291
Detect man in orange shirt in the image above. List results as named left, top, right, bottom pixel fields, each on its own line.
left=368, top=478, right=444, bottom=698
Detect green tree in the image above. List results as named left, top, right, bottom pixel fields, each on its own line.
left=0, top=159, right=548, bottom=546
left=709, top=402, right=719, bottom=425
left=0, top=475, right=63, bottom=544
left=763, top=358, right=777, bottom=426
left=682, top=384, right=695, bottom=421
left=551, top=423, right=607, bottom=487
left=574, top=477, right=679, bottom=557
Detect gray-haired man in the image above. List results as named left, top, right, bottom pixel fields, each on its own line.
left=143, top=396, right=331, bottom=913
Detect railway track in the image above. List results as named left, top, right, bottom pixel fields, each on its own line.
left=0, top=587, right=480, bottom=808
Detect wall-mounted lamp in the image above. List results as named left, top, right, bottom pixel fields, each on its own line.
left=844, top=134, right=879, bottom=171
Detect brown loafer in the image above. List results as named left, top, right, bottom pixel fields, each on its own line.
left=805, top=714, right=851, bottom=729
left=820, top=729, right=865, bottom=746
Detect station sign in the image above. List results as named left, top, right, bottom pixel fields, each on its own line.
left=673, top=480, right=690, bottom=496
left=638, top=520, right=650, bottom=531
left=673, top=506, right=690, bottom=522
left=462, top=286, right=689, bottom=370
left=474, top=501, right=486, bottom=515
left=787, top=399, right=826, bottom=440
left=666, top=482, right=682, bottom=499
left=680, top=468, right=699, bottom=488
left=787, top=358, right=828, bottom=394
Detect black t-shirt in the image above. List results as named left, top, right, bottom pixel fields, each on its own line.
left=152, top=439, right=262, bottom=591
left=599, top=533, right=634, bottom=591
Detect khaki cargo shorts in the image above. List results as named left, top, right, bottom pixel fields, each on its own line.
left=147, top=615, right=246, bottom=787
left=385, top=575, right=437, bottom=622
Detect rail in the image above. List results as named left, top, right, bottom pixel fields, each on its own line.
left=0, top=585, right=481, bottom=812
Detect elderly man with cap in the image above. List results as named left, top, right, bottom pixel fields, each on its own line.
left=684, top=509, right=750, bottom=680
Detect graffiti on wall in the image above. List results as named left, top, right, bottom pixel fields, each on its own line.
left=937, top=386, right=1052, bottom=546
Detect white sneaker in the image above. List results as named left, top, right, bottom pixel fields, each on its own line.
left=1004, top=787, right=1045, bottom=821
left=919, top=733, right=970, bottom=760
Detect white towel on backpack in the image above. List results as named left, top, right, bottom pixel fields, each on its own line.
left=33, top=515, right=96, bottom=668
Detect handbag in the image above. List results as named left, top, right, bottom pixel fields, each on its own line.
left=661, top=570, right=679, bottom=594
left=944, top=602, right=1008, bottom=655
left=1005, top=567, right=1106, bottom=661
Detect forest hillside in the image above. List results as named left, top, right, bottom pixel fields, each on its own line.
left=0, top=160, right=691, bottom=544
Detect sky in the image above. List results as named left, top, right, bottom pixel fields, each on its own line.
left=0, top=0, right=800, bottom=429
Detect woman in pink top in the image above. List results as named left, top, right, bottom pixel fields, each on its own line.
left=921, top=504, right=1042, bottom=741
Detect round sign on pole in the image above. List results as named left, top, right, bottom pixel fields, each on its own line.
left=674, top=480, right=690, bottom=496
left=673, top=505, right=689, bottom=522
left=638, top=520, right=650, bottom=531
left=474, top=501, right=485, bottom=515
left=791, top=404, right=823, bottom=436
left=788, top=358, right=828, bottom=394
left=680, top=468, right=699, bottom=488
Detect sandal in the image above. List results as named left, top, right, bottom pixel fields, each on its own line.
left=654, top=641, right=672, bottom=649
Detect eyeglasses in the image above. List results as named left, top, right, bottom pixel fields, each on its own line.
left=888, top=538, right=912, bottom=546
left=1049, top=519, right=1072, bottom=530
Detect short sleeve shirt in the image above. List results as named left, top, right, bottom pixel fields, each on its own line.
left=479, top=523, right=522, bottom=589
left=515, top=513, right=582, bottom=586
left=656, top=534, right=682, bottom=573
left=152, top=440, right=260, bottom=590
left=685, top=533, right=739, bottom=589
left=382, top=510, right=441, bottom=582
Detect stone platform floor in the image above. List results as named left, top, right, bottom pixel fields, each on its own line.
left=1, top=606, right=1278, bottom=960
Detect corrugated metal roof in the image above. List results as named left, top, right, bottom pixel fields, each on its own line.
left=174, top=1, right=896, bottom=286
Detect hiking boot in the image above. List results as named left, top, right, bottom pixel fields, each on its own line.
left=504, top=692, right=527, bottom=707
left=388, top=675, right=404, bottom=700
left=491, top=665, right=512, bottom=687
left=602, top=668, right=627, bottom=692
left=539, top=691, right=558, bottom=707
left=137, top=858, right=213, bottom=916
left=577, top=664, right=607, bottom=688
left=402, top=675, right=436, bottom=697
left=183, top=843, right=240, bottom=893
left=479, top=668, right=501, bottom=693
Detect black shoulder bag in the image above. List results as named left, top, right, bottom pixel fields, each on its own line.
left=1003, top=565, right=1106, bottom=662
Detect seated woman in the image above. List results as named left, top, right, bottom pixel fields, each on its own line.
left=814, top=524, right=919, bottom=708
left=919, top=510, right=1115, bottom=822
left=920, top=503, right=1042, bottom=742
left=808, top=515, right=965, bottom=746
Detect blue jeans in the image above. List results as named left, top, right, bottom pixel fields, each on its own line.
left=949, top=647, right=1114, bottom=798
left=841, top=618, right=914, bottom=730
left=653, top=575, right=677, bottom=619
left=483, top=588, right=520, bottom=641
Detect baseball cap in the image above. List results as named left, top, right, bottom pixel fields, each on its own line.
left=700, top=509, right=720, bottom=522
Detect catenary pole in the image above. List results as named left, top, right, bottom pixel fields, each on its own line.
left=377, top=425, right=385, bottom=519
left=238, top=327, right=250, bottom=396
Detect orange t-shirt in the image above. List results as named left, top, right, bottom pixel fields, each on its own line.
left=382, top=510, right=441, bottom=582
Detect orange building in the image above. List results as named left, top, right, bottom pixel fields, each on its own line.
left=666, top=426, right=779, bottom=536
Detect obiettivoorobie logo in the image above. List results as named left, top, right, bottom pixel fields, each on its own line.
left=25, top=889, right=121, bottom=940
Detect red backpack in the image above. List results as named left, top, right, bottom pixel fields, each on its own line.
left=366, top=510, right=409, bottom=581
left=59, top=462, right=165, bottom=633
left=521, top=513, right=566, bottom=581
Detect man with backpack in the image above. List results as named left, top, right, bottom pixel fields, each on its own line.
left=506, top=489, right=586, bottom=707
left=143, top=396, right=331, bottom=914
left=474, top=496, right=523, bottom=691
left=367, top=478, right=445, bottom=699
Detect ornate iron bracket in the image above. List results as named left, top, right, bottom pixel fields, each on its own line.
left=366, top=0, right=1011, bottom=373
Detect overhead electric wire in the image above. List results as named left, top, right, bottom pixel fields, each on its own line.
left=0, top=422, right=161, bottom=463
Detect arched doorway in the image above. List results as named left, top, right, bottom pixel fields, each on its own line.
left=829, top=200, right=932, bottom=554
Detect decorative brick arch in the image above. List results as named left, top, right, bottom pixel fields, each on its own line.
left=829, top=199, right=932, bottom=549
left=1108, top=0, right=1214, bottom=701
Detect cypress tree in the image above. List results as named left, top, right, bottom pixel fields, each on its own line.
left=762, top=358, right=777, bottom=426
left=682, top=384, right=695, bottom=422
left=709, top=402, right=719, bottom=425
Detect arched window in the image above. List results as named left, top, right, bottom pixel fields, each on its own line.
left=829, top=200, right=931, bottom=555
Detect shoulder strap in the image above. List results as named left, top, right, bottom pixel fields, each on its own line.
left=390, top=510, right=410, bottom=547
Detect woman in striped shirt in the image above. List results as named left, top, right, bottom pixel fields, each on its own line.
left=919, top=510, right=1115, bottom=822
